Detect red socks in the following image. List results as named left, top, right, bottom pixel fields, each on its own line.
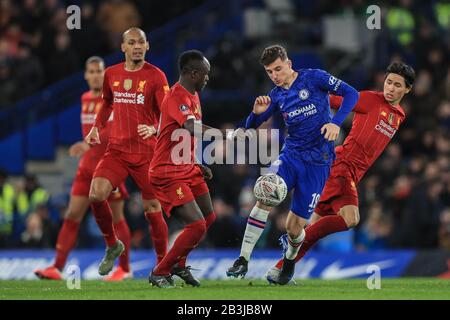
left=91, top=200, right=118, bottom=247
left=53, top=219, right=80, bottom=270
left=177, top=212, right=216, bottom=268
left=113, top=219, right=131, bottom=272
left=275, top=215, right=348, bottom=269
left=145, top=211, right=168, bottom=265
left=153, top=219, right=207, bottom=275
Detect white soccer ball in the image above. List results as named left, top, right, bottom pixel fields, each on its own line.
left=253, top=174, right=288, bottom=207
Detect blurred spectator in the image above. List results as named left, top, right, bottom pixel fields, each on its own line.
left=46, top=32, right=79, bottom=83
left=356, top=202, right=393, bottom=251
left=0, top=168, right=15, bottom=247
left=97, top=0, right=142, bottom=49
left=386, top=0, right=416, bottom=47
left=15, top=174, right=49, bottom=217
left=13, top=42, right=44, bottom=97
left=438, top=208, right=450, bottom=250
left=206, top=197, right=244, bottom=247
left=390, top=178, right=444, bottom=248
left=19, top=205, right=57, bottom=248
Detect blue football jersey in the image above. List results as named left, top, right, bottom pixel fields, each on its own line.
left=246, top=69, right=358, bottom=165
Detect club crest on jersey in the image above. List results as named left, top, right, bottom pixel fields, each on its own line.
left=137, top=80, right=146, bottom=92
left=179, top=104, right=190, bottom=115
left=123, top=79, right=133, bottom=91
left=176, top=187, right=184, bottom=199
left=388, top=113, right=395, bottom=125
left=299, top=89, right=309, bottom=100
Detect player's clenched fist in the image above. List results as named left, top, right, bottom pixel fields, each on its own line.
left=253, top=96, right=271, bottom=115
left=85, top=126, right=100, bottom=145
left=321, top=123, right=340, bottom=141
left=137, top=124, right=156, bottom=139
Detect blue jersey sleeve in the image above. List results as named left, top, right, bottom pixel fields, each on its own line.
left=245, top=91, right=279, bottom=129
left=312, top=69, right=359, bottom=126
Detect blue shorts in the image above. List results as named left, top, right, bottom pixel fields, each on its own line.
left=268, top=151, right=331, bottom=219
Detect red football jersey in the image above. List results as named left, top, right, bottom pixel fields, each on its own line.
left=330, top=91, right=406, bottom=183
left=78, top=91, right=111, bottom=172
left=150, top=82, right=202, bottom=179
left=330, top=91, right=405, bottom=183
left=95, top=62, right=169, bottom=154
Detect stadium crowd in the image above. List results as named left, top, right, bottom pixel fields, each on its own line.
left=0, top=0, right=449, bottom=253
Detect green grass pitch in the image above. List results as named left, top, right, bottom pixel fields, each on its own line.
left=1, top=278, right=449, bottom=300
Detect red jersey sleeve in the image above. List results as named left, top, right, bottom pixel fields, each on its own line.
left=95, top=70, right=113, bottom=128
left=329, top=91, right=371, bottom=114
left=167, top=95, right=195, bottom=127
left=329, top=95, right=343, bottom=110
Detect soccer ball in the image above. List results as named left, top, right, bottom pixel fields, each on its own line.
left=253, top=174, right=288, bottom=207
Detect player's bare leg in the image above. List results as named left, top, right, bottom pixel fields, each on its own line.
left=143, top=198, right=168, bottom=266
left=339, top=205, right=360, bottom=228
left=104, top=199, right=133, bottom=281
left=35, top=196, right=90, bottom=280
left=268, top=205, right=358, bottom=283
left=172, top=192, right=216, bottom=287
left=276, top=211, right=307, bottom=285
left=150, top=201, right=206, bottom=288
left=89, top=177, right=124, bottom=276
left=227, top=201, right=272, bottom=278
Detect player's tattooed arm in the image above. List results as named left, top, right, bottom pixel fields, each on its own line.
left=137, top=124, right=157, bottom=139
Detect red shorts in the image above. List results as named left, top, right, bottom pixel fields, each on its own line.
left=315, top=162, right=358, bottom=217
left=71, top=165, right=129, bottom=201
left=93, top=148, right=155, bottom=200
left=150, top=167, right=209, bottom=217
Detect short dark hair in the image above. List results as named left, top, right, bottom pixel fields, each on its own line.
left=85, top=56, right=104, bottom=69
left=178, top=50, right=205, bottom=74
left=385, top=62, right=416, bottom=88
left=122, top=27, right=146, bottom=43
left=260, top=45, right=288, bottom=66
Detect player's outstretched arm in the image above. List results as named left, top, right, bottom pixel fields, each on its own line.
left=69, top=141, right=90, bottom=157
left=183, top=119, right=253, bottom=142
left=85, top=126, right=100, bottom=145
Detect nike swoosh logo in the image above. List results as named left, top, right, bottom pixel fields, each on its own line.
left=320, top=260, right=395, bottom=279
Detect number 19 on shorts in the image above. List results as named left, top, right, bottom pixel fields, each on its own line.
left=309, top=193, right=321, bottom=211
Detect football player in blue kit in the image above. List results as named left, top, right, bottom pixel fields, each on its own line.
left=227, top=45, right=359, bottom=284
